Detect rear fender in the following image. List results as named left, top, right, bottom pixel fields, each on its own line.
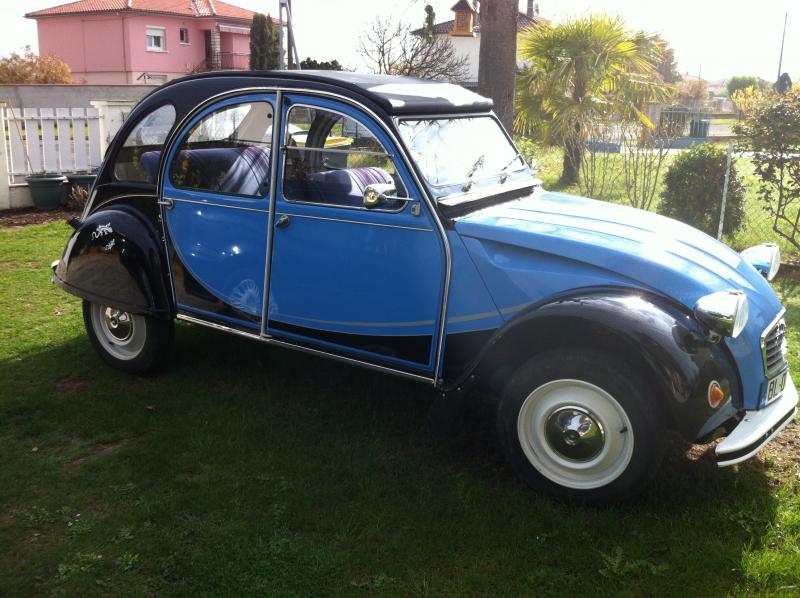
left=53, top=207, right=171, bottom=317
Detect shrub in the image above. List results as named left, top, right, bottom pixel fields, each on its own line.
left=734, top=90, right=800, bottom=250
left=63, top=185, right=88, bottom=211
left=658, top=144, right=745, bottom=237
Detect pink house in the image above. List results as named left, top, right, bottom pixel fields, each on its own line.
left=26, top=0, right=262, bottom=85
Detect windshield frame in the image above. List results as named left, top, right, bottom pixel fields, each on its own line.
left=394, top=112, right=533, bottom=195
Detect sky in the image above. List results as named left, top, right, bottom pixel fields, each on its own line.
left=0, top=0, right=795, bottom=83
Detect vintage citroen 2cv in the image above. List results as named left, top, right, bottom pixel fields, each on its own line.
left=52, top=71, right=797, bottom=502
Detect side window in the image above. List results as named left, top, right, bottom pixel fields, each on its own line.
left=169, top=101, right=274, bottom=198
left=283, top=106, right=406, bottom=209
left=113, top=104, right=176, bottom=183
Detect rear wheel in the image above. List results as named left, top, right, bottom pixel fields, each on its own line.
left=497, top=348, right=665, bottom=503
left=83, top=300, right=173, bottom=374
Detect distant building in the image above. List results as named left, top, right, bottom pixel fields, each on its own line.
left=411, top=0, right=545, bottom=88
left=26, top=0, right=265, bottom=85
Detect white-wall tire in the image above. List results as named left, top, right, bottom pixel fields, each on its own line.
left=516, top=379, right=634, bottom=490
left=497, top=348, right=665, bottom=503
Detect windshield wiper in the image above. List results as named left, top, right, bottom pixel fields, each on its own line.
left=498, top=153, right=526, bottom=183
left=461, top=154, right=486, bottom=192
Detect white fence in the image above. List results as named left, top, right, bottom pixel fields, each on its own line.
left=2, top=106, right=103, bottom=184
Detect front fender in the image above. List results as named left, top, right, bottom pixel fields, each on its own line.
left=465, top=290, right=742, bottom=440
left=53, top=207, right=171, bottom=317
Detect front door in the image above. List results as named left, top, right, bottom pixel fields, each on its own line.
left=161, top=94, right=275, bottom=330
left=267, top=96, right=446, bottom=375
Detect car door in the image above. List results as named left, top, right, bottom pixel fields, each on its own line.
left=161, top=94, right=276, bottom=330
left=267, top=96, right=446, bottom=375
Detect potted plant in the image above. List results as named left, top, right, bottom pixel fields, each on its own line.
left=25, top=172, right=67, bottom=209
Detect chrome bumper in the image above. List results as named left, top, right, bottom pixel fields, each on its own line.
left=716, top=374, right=798, bottom=467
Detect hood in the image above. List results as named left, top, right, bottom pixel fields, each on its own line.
left=454, top=190, right=782, bottom=329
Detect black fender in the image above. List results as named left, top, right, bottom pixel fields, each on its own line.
left=453, top=289, right=742, bottom=441
left=53, top=206, right=172, bottom=318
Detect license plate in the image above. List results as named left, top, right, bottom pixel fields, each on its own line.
left=766, top=370, right=788, bottom=405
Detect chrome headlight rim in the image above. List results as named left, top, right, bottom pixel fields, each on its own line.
left=694, top=289, right=749, bottom=339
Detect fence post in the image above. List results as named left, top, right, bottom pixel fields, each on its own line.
left=0, top=103, right=10, bottom=210
left=717, top=141, right=734, bottom=241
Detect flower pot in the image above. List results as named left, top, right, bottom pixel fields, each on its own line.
left=66, top=172, right=97, bottom=193
left=26, top=174, right=67, bottom=208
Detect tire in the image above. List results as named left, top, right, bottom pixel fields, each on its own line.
left=497, top=348, right=665, bottom=504
left=82, top=300, right=174, bottom=375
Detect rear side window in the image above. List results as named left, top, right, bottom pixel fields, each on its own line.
left=113, top=104, right=176, bottom=183
left=169, top=101, right=274, bottom=198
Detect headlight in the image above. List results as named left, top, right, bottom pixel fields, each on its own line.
left=741, top=243, right=780, bottom=281
left=694, top=289, right=749, bottom=339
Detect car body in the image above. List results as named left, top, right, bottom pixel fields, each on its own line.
left=52, top=71, right=797, bottom=502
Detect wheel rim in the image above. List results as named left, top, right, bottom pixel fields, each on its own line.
left=90, top=303, right=146, bottom=361
left=516, top=379, right=634, bottom=490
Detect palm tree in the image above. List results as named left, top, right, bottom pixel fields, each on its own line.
left=478, top=0, right=519, bottom=131
left=516, top=15, right=665, bottom=185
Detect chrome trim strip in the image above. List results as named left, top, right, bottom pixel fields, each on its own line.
left=283, top=146, right=393, bottom=158
left=155, top=85, right=451, bottom=386
left=276, top=314, right=436, bottom=328
left=165, top=196, right=269, bottom=213
left=280, top=211, right=432, bottom=232
left=760, top=307, right=787, bottom=376
left=261, top=89, right=283, bottom=337
left=177, top=313, right=434, bottom=384
left=178, top=313, right=263, bottom=340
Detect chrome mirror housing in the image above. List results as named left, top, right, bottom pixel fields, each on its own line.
left=740, top=243, right=781, bottom=281
left=363, top=183, right=397, bottom=209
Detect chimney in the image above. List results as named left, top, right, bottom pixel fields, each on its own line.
left=527, top=0, right=534, bottom=17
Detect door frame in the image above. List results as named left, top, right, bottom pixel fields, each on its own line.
left=157, top=86, right=453, bottom=385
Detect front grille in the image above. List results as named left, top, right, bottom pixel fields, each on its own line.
left=762, top=317, right=788, bottom=375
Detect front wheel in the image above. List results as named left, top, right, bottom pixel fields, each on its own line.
left=497, top=349, right=665, bottom=503
left=83, top=301, right=173, bottom=374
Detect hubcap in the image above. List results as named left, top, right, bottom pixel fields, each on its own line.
left=516, top=379, right=634, bottom=490
left=545, top=406, right=605, bottom=461
left=103, top=308, right=133, bottom=341
left=90, top=303, right=147, bottom=361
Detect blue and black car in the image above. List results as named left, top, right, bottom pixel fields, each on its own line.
left=52, top=71, right=797, bottom=502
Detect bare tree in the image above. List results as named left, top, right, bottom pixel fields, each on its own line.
left=357, top=17, right=469, bottom=82
left=478, top=0, right=518, bottom=131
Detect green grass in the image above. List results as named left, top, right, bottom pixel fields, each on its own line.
left=2, top=221, right=800, bottom=596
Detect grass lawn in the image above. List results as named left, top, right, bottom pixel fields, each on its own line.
left=2, top=219, right=800, bottom=597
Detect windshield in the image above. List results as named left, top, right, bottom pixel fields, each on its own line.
left=397, top=116, right=528, bottom=191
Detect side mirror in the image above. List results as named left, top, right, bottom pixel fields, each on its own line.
left=363, top=183, right=397, bottom=209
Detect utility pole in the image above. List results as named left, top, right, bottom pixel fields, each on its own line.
left=287, top=0, right=294, bottom=69
left=777, top=12, right=788, bottom=80
left=278, top=0, right=299, bottom=70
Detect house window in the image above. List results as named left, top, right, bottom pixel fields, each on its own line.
left=179, top=28, right=189, bottom=44
left=146, top=27, right=165, bottom=51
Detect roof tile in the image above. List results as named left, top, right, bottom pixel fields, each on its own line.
left=26, top=0, right=257, bottom=21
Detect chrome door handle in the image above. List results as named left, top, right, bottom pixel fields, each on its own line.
left=275, top=214, right=290, bottom=228
left=158, top=198, right=174, bottom=209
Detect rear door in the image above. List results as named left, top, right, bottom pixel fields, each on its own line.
left=161, top=94, right=276, bottom=330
